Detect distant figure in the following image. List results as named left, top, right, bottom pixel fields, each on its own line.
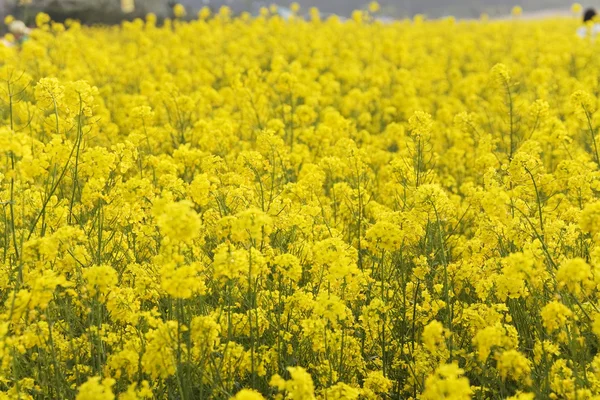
left=2, top=20, right=31, bottom=48
left=121, top=0, right=135, bottom=13
left=578, top=8, right=600, bottom=39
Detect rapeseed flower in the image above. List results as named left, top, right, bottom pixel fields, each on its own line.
left=0, top=7, right=599, bottom=400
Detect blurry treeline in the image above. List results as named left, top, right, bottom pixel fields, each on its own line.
left=179, top=0, right=597, bottom=18
left=0, top=0, right=596, bottom=27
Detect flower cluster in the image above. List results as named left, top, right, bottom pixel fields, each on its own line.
left=0, top=6, right=599, bottom=400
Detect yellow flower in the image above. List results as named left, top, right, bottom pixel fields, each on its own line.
left=212, top=244, right=249, bottom=282
left=580, top=201, right=600, bottom=235
left=571, top=90, right=597, bottom=120
left=190, top=315, right=221, bottom=355
left=512, top=6, right=523, bottom=17
left=231, top=390, right=265, bottom=400
left=496, top=350, right=532, bottom=384
left=76, top=377, right=116, bottom=400
left=366, top=221, right=404, bottom=252
left=473, top=324, right=517, bottom=362
left=35, top=12, right=51, bottom=27
left=352, top=10, right=364, bottom=23
left=35, top=77, right=65, bottom=109
left=491, top=63, right=511, bottom=86
left=83, top=265, right=118, bottom=298
left=506, top=393, right=535, bottom=400
left=119, top=382, right=153, bottom=400
left=363, top=371, right=393, bottom=395
left=572, top=3, right=583, bottom=14
left=422, top=364, right=472, bottom=400
left=106, top=287, right=141, bottom=324
left=173, top=3, right=186, bottom=18
left=556, top=258, right=592, bottom=295
left=322, top=382, right=361, bottom=400
left=234, top=207, right=273, bottom=242
left=592, top=314, right=600, bottom=338
left=160, top=261, right=206, bottom=299
left=273, top=253, right=302, bottom=283
left=271, top=367, right=316, bottom=399
left=368, top=2, right=381, bottom=13
left=541, top=301, right=573, bottom=333
left=408, top=110, right=434, bottom=138
left=153, top=200, right=201, bottom=244
left=198, top=6, right=211, bottom=20
left=550, top=359, right=576, bottom=398
left=142, top=321, right=180, bottom=379
left=423, top=320, right=446, bottom=353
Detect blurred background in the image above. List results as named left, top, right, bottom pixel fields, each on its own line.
left=2, top=0, right=600, bottom=25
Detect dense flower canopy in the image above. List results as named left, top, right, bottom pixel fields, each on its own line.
left=0, top=5, right=600, bottom=400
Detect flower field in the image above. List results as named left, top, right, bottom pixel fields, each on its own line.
left=1, top=6, right=600, bottom=399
